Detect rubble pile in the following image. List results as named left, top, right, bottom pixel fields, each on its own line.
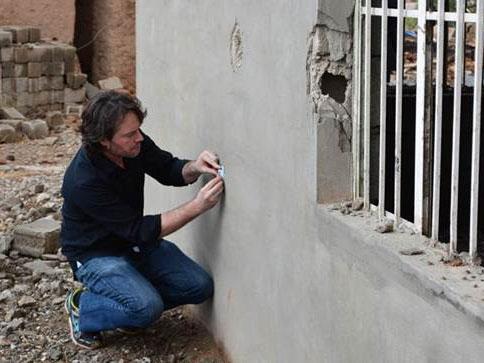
left=0, top=26, right=86, bottom=115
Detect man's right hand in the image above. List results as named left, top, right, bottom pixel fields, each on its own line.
left=159, top=175, right=224, bottom=238
left=194, top=175, right=224, bottom=213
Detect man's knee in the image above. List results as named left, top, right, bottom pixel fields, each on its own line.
left=192, top=272, right=214, bottom=304
left=130, top=292, right=164, bottom=327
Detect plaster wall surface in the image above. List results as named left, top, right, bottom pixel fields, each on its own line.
left=137, top=1, right=484, bottom=362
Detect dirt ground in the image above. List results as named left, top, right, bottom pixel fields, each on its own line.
left=0, top=0, right=75, bottom=43
left=0, top=115, right=227, bottom=363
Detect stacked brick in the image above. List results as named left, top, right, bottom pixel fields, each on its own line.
left=0, top=26, right=86, bottom=114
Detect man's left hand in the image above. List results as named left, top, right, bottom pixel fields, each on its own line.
left=194, top=150, right=220, bottom=176
left=182, top=150, right=221, bottom=184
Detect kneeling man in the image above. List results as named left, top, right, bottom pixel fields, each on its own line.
left=61, top=91, right=224, bottom=349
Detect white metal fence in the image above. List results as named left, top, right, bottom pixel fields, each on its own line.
left=352, top=0, right=484, bottom=259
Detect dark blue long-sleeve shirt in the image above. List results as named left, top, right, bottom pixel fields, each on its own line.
left=60, top=132, right=189, bottom=266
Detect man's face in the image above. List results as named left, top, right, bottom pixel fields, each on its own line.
left=101, top=112, right=144, bottom=158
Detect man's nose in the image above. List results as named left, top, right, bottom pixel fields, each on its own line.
left=136, top=130, right=144, bottom=142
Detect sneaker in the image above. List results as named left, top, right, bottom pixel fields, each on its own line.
left=65, top=288, right=103, bottom=350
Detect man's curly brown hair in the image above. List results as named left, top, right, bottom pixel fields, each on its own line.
left=80, top=90, right=147, bottom=155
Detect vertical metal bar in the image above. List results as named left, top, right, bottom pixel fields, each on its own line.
left=394, top=0, right=404, bottom=225
left=431, top=0, right=445, bottom=241
left=469, top=0, right=484, bottom=259
left=379, top=0, right=388, bottom=219
left=414, top=0, right=427, bottom=233
left=353, top=0, right=362, bottom=199
left=422, top=20, right=434, bottom=237
left=363, top=0, right=372, bottom=210
left=450, top=0, right=465, bottom=254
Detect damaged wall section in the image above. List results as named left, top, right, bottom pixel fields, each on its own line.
left=307, top=18, right=353, bottom=203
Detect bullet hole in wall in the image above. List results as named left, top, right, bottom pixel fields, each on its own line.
left=319, top=72, right=347, bottom=104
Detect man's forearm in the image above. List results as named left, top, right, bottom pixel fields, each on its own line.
left=160, top=170, right=224, bottom=238
left=159, top=199, right=202, bottom=237
left=181, top=161, right=200, bottom=184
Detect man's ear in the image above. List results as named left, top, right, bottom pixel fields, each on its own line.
left=100, top=139, right=110, bottom=150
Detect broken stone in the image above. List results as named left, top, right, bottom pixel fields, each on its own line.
left=34, top=184, right=45, bottom=194
left=0, top=289, right=13, bottom=303
left=0, top=336, right=10, bottom=347
left=12, top=284, right=29, bottom=293
left=0, top=124, right=18, bottom=143
left=399, top=248, right=425, bottom=256
left=3, top=197, right=22, bottom=211
left=52, top=297, right=64, bottom=305
left=98, top=76, right=124, bottom=90
left=18, top=295, right=36, bottom=307
left=351, top=199, right=364, bottom=211
left=5, top=318, right=24, bottom=333
left=6, top=154, right=14, bottom=161
left=45, top=111, right=64, bottom=130
left=48, top=347, right=62, bottom=361
left=21, top=119, right=49, bottom=139
left=85, top=82, right=101, bottom=99
left=23, top=260, right=56, bottom=276
left=13, top=217, right=61, bottom=257
left=5, top=308, right=24, bottom=322
left=41, top=253, right=58, bottom=261
left=442, top=254, right=465, bottom=266
left=341, top=200, right=352, bottom=208
left=374, top=220, right=394, bottom=233
left=339, top=206, right=350, bottom=215
left=0, top=235, right=13, bottom=255
left=36, top=192, right=51, bottom=204
left=56, top=248, right=67, bottom=262
left=41, top=136, right=59, bottom=145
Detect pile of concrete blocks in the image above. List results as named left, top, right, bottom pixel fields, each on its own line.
left=0, top=26, right=87, bottom=114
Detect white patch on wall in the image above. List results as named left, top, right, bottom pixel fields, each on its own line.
left=229, top=20, right=243, bottom=72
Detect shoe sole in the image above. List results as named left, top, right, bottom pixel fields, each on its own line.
left=65, top=292, right=101, bottom=350
left=67, top=316, right=99, bottom=350
left=116, top=327, right=143, bottom=335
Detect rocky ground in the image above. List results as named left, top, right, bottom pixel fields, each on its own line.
left=0, top=116, right=227, bottom=363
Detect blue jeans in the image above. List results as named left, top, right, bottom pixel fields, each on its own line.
left=74, top=240, right=213, bottom=333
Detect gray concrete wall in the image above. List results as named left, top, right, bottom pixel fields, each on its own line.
left=137, top=1, right=484, bottom=362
